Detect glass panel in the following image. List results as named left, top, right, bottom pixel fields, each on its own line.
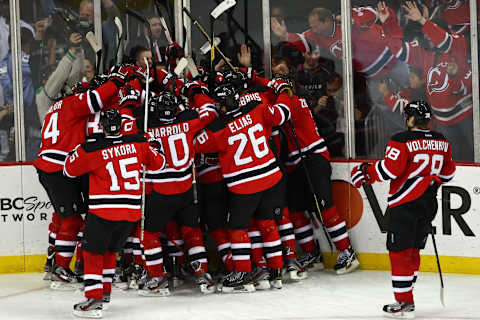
left=352, top=1, right=474, bottom=161
left=190, top=0, right=264, bottom=73
left=269, top=1, right=346, bottom=158
left=0, top=1, right=15, bottom=161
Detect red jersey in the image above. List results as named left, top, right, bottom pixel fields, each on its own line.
left=286, top=23, right=399, bottom=78
left=366, top=129, right=456, bottom=208
left=63, top=134, right=166, bottom=221
left=145, top=94, right=218, bottom=195
left=86, top=107, right=140, bottom=138
left=195, top=92, right=291, bottom=194
left=34, top=81, right=119, bottom=173
left=281, top=94, right=330, bottom=172
left=384, top=19, right=472, bottom=126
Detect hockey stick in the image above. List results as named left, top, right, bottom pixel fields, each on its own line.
left=182, top=7, right=236, bottom=72
left=288, top=119, right=334, bottom=252
left=114, top=17, right=124, bottom=65
left=86, top=31, right=102, bottom=75
left=140, top=56, right=151, bottom=243
left=431, top=225, right=445, bottom=307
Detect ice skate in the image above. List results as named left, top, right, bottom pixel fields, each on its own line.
left=334, top=246, right=360, bottom=275
left=102, top=293, right=110, bottom=311
left=383, top=301, right=415, bottom=319
left=138, top=274, right=171, bottom=297
left=218, top=270, right=255, bottom=293
left=194, top=272, right=215, bottom=294
left=298, top=247, right=324, bottom=271
left=43, top=247, right=55, bottom=281
left=50, top=264, right=79, bottom=290
left=125, top=263, right=143, bottom=290
left=284, top=258, right=308, bottom=281
left=251, top=266, right=270, bottom=290
left=72, top=298, right=102, bottom=319
left=269, top=268, right=283, bottom=289
left=112, top=266, right=128, bottom=289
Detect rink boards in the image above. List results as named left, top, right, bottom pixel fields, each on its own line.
left=0, top=163, right=478, bottom=274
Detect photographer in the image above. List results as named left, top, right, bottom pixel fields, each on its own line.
left=36, top=32, right=85, bottom=122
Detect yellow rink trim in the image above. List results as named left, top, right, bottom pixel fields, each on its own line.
left=0, top=252, right=479, bottom=274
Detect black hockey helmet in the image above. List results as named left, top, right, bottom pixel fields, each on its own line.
left=213, top=83, right=240, bottom=112
left=223, top=69, right=249, bottom=91
left=404, top=100, right=432, bottom=127
left=89, top=74, right=109, bottom=90
left=100, top=108, right=122, bottom=135
left=149, top=91, right=179, bottom=120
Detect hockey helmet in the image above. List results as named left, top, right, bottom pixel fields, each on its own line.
left=404, top=100, right=432, bottom=127
left=149, top=91, right=179, bottom=120
left=223, top=69, right=249, bottom=91
left=213, top=83, right=240, bottom=112
left=100, top=108, right=122, bottom=135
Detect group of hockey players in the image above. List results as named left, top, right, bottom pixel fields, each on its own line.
left=35, top=43, right=360, bottom=318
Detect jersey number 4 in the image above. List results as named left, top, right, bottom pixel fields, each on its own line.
left=43, top=112, right=60, bottom=144
left=228, top=123, right=269, bottom=166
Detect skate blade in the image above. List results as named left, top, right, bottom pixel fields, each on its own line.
left=199, top=283, right=216, bottom=294
left=336, top=258, right=360, bottom=275
left=138, top=288, right=171, bottom=297
left=288, top=269, right=308, bottom=281
left=219, top=283, right=256, bottom=293
left=270, top=279, right=283, bottom=289
left=72, top=309, right=102, bottom=319
left=383, top=310, right=415, bottom=319
left=254, top=279, right=271, bottom=290
left=43, top=272, right=52, bottom=281
left=50, top=281, right=80, bottom=291
left=112, top=282, right=128, bottom=290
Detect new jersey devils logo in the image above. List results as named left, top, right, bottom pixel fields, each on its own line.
left=427, top=64, right=449, bottom=95
left=329, top=40, right=343, bottom=58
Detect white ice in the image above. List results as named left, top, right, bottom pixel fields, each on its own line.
left=0, top=270, right=478, bottom=320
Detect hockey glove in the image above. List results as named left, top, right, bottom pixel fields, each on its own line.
left=350, top=163, right=372, bottom=188
left=268, top=76, right=293, bottom=97
left=181, top=81, right=209, bottom=100
left=108, top=64, right=136, bottom=88
left=119, top=80, right=142, bottom=109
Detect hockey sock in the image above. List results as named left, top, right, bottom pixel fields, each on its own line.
left=102, top=251, right=116, bottom=296
left=291, top=211, right=316, bottom=253
left=411, top=248, right=420, bottom=287
left=276, top=207, right=296, bottom=260
left=123, top=236, right=134, bottom=266
left=229, top=229, right=252, bottom=272
left=389, top=249, right=415, bottom=303
left=210, top=229, right=234, bottom=272
left=83, top=250, right=104, bottom=300
left=131, top=224, right=144, bottom=266
left=142, top=230, right=166, bottom=277
left=248, top=220, right=267, bottom=268
left=180, top=225, right=208, bottom=274
left=55, top=215, right=83, bottom=268
left=256, top=219, right=283, bottom=269
left=166, top=221, right=185, bottom=265
left=321, top=206, right=350, bottom=252
left=48, top=212, right=61, bottom=252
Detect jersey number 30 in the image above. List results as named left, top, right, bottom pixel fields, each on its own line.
left=228, top=123, right=269, bottom=166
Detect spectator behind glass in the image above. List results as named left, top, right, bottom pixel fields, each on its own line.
left=0, top=27, right=41, bottom=160
left=126, top=15, right=168, bottom=56
left=36, top=32, right=85, bottom=122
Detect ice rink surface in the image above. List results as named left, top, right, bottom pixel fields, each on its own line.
left=0, top=270, right=478, bottom=320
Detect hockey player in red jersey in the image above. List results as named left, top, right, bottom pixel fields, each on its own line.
left=64, top=109, right=166, bottom=318
left=35, top=65, right=136, bottom=288
left=195, top=82, right=291, bottom=292
left=140, top=85, right=218, bottom=296
left=350, top=101, right=455, bottom=319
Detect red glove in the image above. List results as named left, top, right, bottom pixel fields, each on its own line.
left=119, top=80, right=142, bottom=109
left=268, top=76, right=293, bottom=96
left=350, top=163, right=372, bottom=188
left=181, top=80, right=209, bottom=99
left=108, top=63, right=137, bottom=87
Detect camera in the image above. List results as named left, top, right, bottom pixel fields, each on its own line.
left=50, top=7, right=94, bottom=38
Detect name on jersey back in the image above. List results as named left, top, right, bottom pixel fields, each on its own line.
left=406, top=139, right=449, bottom=153
left=150, top=123, right=190, bottom=138
left=228, top=114, right=252, bottom=134
left=102, top=143, right=137, bottom=160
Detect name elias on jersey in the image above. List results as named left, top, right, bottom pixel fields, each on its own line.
left=150, top=123, right=190, bottom=138
left=228, top=114, right=253, bottom=133
left=47, top=100, right=63, bottom=113
left=406, top=139, right=449, bottom=153
left=239, top=92, right=262, bottom=107
left=102, top=143, right=137, bottom=160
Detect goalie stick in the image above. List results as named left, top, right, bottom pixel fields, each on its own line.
left=85, top=31, right=102, bottom=75
left=114, top=17, right=124, bottom=65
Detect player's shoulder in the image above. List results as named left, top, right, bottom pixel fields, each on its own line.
left=390, top=130, right=449, bottom=144
left=176, top=109, right=198, bottom=122
left=122, top=133, right=148, bottom=144
left=207, top=103, right=260, bottom=132
left=82, top=134, right=146, bottom=153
